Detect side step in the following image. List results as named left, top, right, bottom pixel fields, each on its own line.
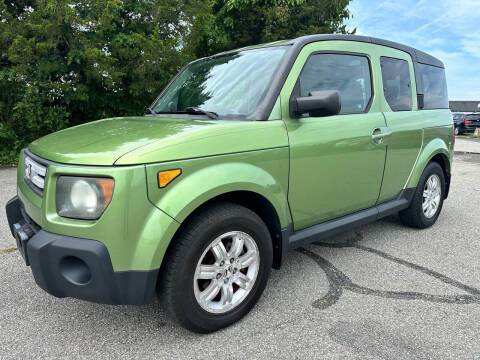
left=287, top=188, right=415, bottom=250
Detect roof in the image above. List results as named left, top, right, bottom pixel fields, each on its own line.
left=290, top=34, right=444, bottom=68
left=229, top=34, right=444, bottom=68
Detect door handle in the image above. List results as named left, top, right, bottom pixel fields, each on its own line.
left=371, top=127, right=392, bottom=145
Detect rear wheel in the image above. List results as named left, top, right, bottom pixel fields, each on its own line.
left=158, top=202, right=272, bottom=333
left=454, top=126, right=459, bottom=136
left=399, top=162, right=445, bottom=229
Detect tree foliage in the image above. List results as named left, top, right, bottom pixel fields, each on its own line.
left=194, top=0, right=352, bottom=57
left=0, top=0, right=351, bottom=164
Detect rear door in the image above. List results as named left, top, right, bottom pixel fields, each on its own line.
left=375, top=46, right=423, bottom=203
left=282, top=41, right=388, bottom=230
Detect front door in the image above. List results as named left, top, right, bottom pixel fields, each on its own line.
left=282, top=42, right=388, bottom=230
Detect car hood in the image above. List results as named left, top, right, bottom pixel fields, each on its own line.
left=28, top=116, right=288, bottom=166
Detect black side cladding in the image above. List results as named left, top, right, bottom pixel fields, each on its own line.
left=278, top=188, right=416, bottom=264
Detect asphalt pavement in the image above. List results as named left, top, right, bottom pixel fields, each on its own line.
left=0, top=167, right=16, bottom=249
left=455, top=137, right=480, bottom=154
left=1, top=154, right=480, bottom=359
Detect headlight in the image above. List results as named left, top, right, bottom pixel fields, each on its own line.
left=56, top=176, right=114, bottom=220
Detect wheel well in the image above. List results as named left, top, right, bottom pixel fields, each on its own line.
left=170, top=191, right=284, bottom=269
left=430, top=153, right=451, bottom=198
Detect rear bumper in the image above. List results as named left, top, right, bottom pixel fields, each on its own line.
left=6, top=196, right=158, bottom=305
left=462, top=124, right=480, bottom=133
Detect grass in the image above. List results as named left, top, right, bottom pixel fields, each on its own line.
left=0, top=246, right=17, bottom=254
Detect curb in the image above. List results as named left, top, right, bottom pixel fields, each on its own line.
left=0, top=246, right=17, bottom=254
left=454, top=151, right=480, bottom=155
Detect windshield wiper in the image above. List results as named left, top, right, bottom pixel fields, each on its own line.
left=184, top=107, right=218, bottom=119
left=146, top=107, right=219, bottom=119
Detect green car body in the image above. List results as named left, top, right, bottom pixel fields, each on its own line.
left=6, top=35, right=453, bottom=321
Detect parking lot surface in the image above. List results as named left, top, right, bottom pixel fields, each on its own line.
left=1, top=154, right=480, bottom=359
left=455, top=137, right=480, bottom=154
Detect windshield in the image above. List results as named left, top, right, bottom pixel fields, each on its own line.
left=151, top=46, right=288, bottom=118
left=453, top=114, right=464, bottom=120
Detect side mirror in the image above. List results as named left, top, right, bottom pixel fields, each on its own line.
left=291, top=90, right=341, bottom=118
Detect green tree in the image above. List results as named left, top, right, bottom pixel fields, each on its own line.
left=194, top=0, right=352, bottom=57
left=0, top=0, right=211, bottom=164
left=0, top=0, right=351, bottom=165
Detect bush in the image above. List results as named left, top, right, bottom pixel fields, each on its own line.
left=0, top=0, right=351, bottom=165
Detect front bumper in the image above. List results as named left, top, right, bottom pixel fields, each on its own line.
left=6, top=196, right=158, bottom=305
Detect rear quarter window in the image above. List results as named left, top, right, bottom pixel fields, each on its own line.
left=380, top=57, right=413, bottom=111
left=418, top=63, right=449, bottom=109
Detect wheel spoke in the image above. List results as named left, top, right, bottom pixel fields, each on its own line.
left=211, top=241, right=227, bottom=262
left=200, top=281, right=221, bottom=304
left=423, top=200, right=429, bottom=211
left=220, top=283, right=233, bottom=305
left=234, top=273, right=250, bottom=290
left=428, top=202, right=435, bottom=217
left=229, top=235, right=244, bottom=258
left=238, top=250, right=257, bottom=269
left=198, top=265, right=219, bottom=280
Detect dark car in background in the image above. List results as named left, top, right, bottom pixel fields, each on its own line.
left=453, top=113, right=480, bottom=135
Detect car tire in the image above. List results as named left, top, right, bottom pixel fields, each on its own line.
left=399, top=161, right=445, bottom=229
left=157, top=201, right=273, bottom=333
left=454, top=126, right=459, bottom=136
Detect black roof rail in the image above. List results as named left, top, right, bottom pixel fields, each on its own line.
left=291, top=34, right=444, bottom=69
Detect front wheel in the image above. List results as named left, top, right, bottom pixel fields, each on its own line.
left=399, top=162, right=445, bottom=229
left=158, top=202, right=273, bottom=333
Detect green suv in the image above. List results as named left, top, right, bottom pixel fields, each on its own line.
left=6, top=34, right=453, bottom=333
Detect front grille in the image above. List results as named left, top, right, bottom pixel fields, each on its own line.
left=24, top=151, right=48, bottom=196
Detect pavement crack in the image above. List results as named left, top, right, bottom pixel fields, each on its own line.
left=299, top=231, right=480, bottom=309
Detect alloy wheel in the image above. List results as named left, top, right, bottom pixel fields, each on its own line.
left=422, top=174, right=441, bottom=218
left=193, top=231, right=260, bottom=314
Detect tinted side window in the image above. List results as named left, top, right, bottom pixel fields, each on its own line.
left=380, top=57, right=412, bottom=111
left=299, top=53, right=372, bottom=114
left=419, top=63, right=449, bottom=109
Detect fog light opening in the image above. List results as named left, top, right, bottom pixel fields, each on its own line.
left=59, top=256, right=92, bottom=285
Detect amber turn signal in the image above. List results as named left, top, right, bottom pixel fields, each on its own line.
left=158, top=169, right=181, bottom=188
left=97, top=178, right=115, bottom=210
